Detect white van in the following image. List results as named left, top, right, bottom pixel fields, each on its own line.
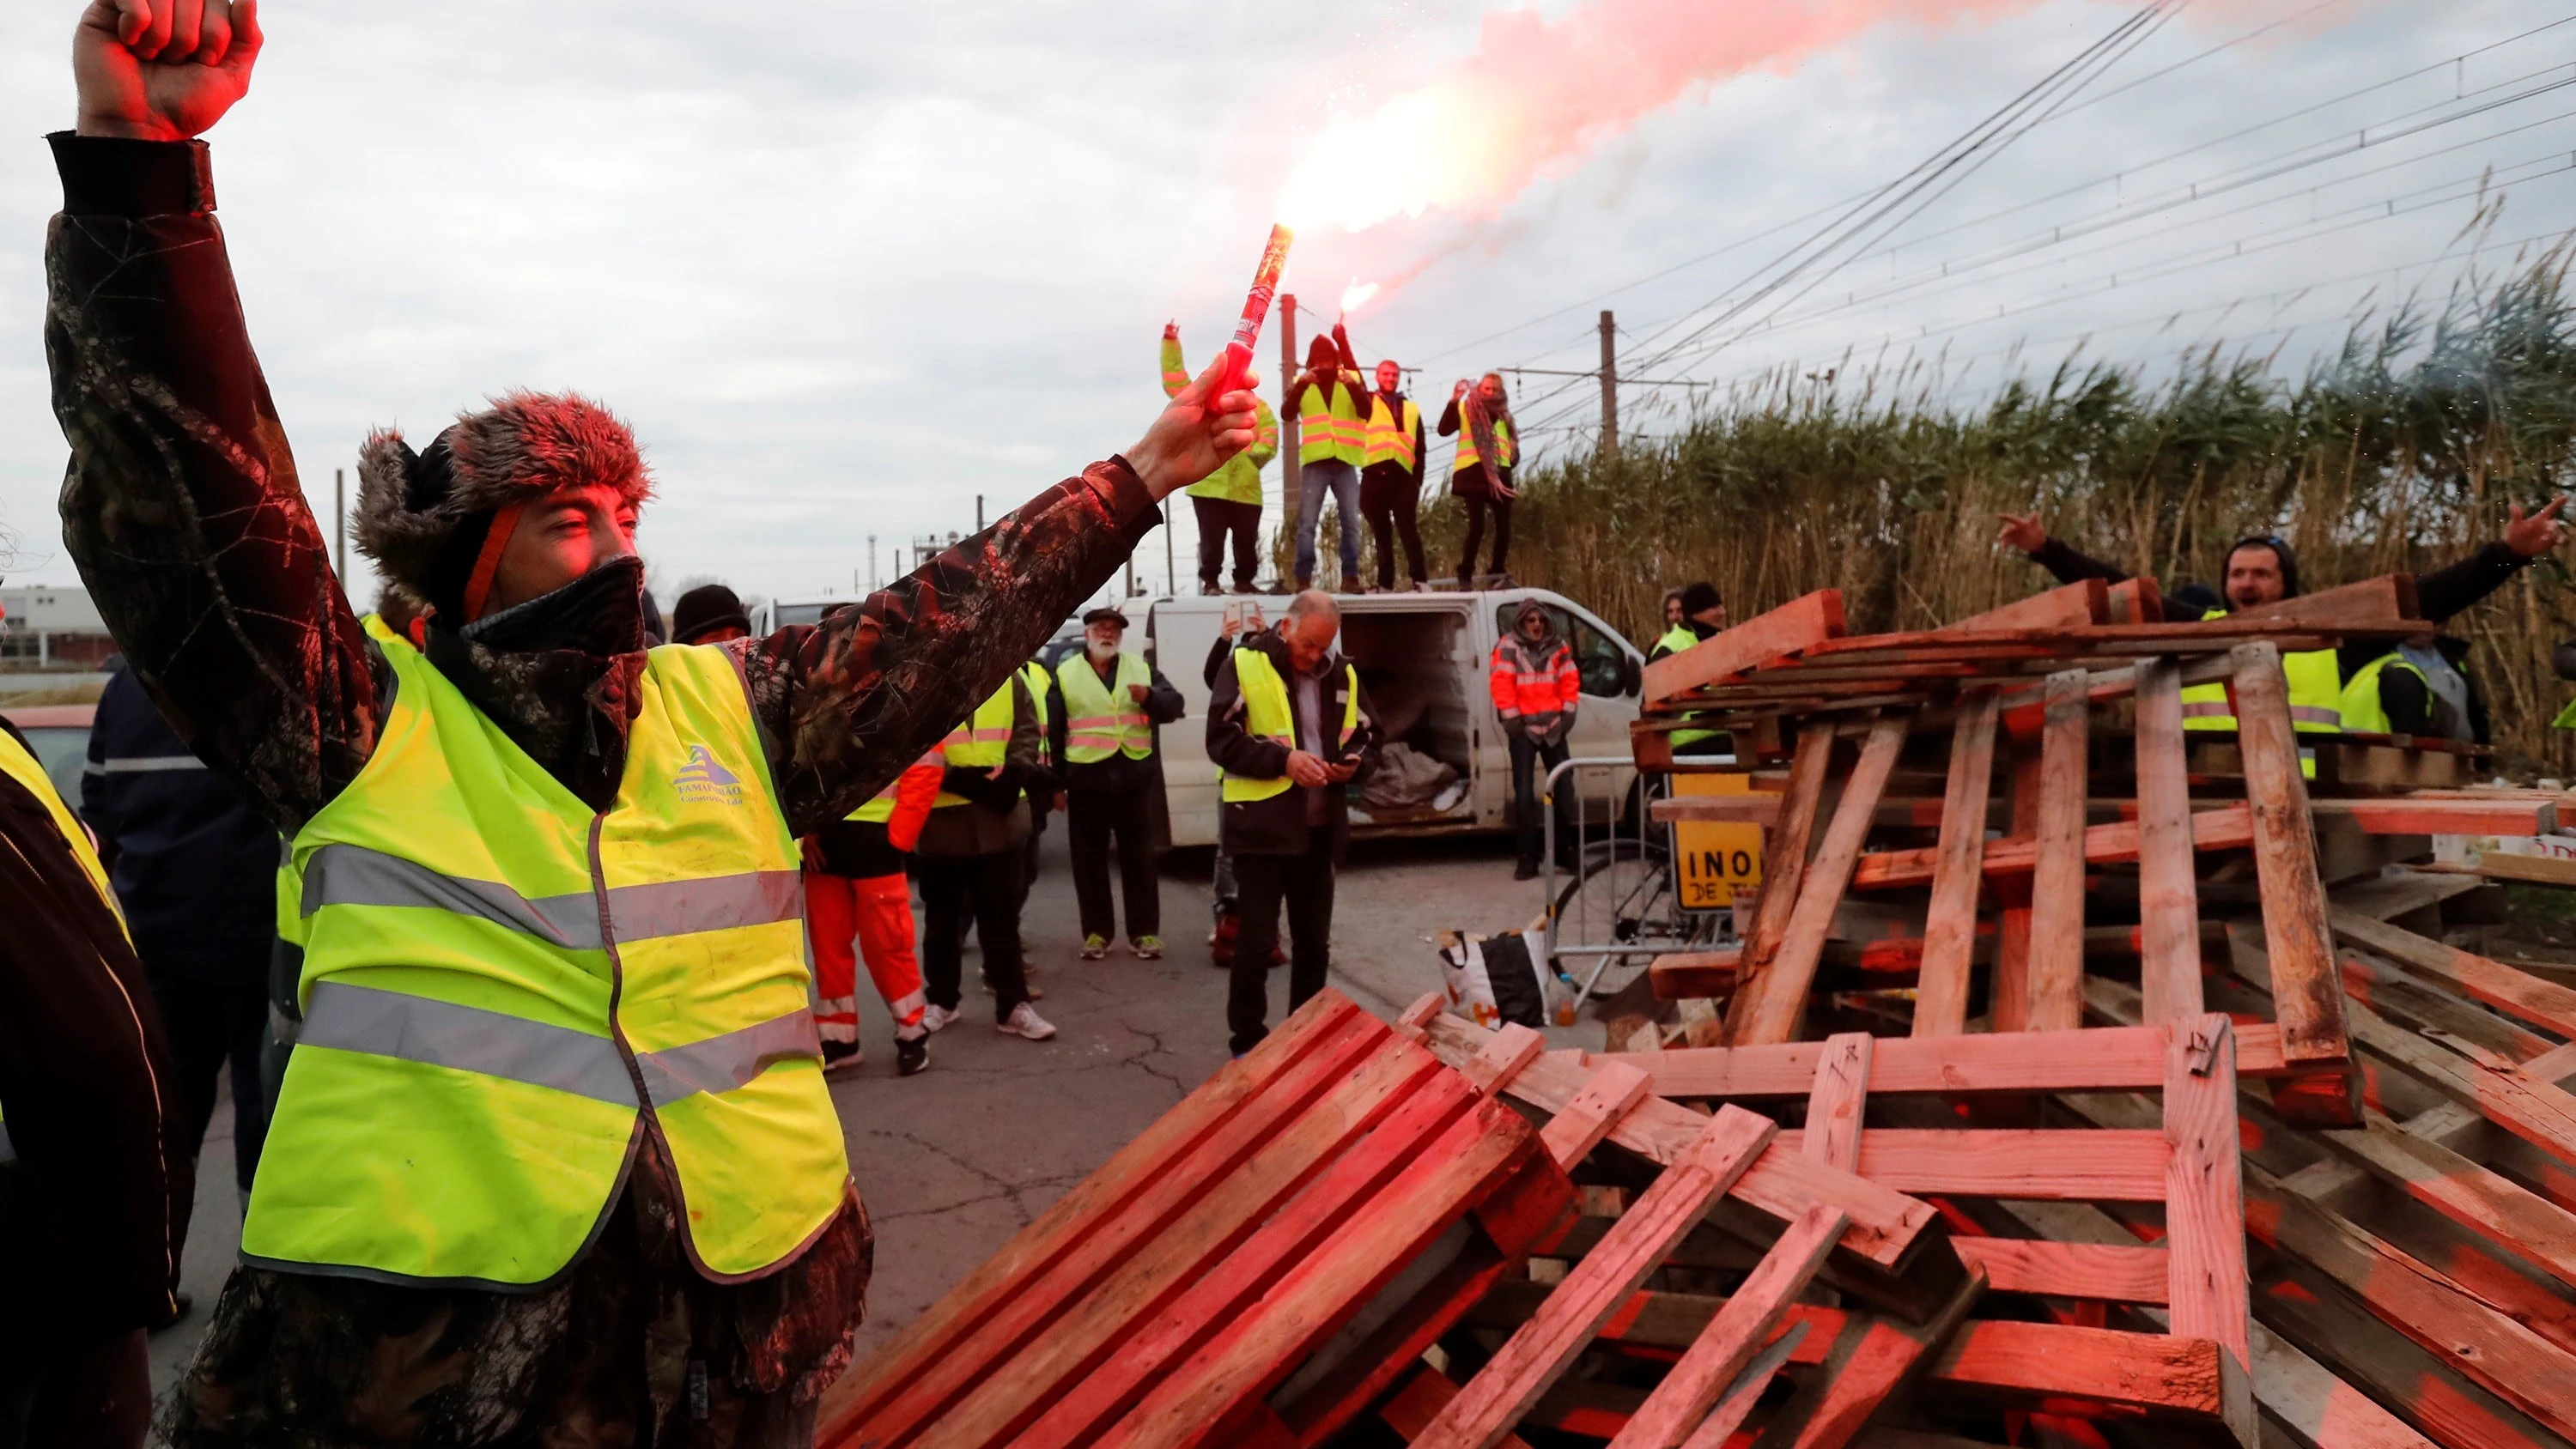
left=1144, top=589, right=1646, bottom=849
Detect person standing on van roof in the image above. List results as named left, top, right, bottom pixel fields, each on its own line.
left=1359, top=357, right=1430, bottom=592
left=1493, top=602, right=1581, bottom=881
left=1285, top=325, right=1371, bottom=594
left=1439, top=373, right=1518, bottom=588
left=1164, top=323, right=1279, bottom=596
left=82, top=661, right=282, bottom=1243
left=1051, top=606, right=1185, bottom=961
left=1206, top=591, right=1382, bottom=1055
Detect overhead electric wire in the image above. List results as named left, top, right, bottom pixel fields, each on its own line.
left=1415, top=0, right=2359, bottom=372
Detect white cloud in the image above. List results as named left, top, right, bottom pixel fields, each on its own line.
left=2, top=0, right=2569, bottom=604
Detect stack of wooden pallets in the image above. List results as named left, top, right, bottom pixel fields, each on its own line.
left=811, top=577, right=2576, bottom=1447
left=1621, top=579, right=2576, bottom=1448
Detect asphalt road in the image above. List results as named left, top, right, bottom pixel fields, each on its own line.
left=148, top=818, right=1597, bottom=1397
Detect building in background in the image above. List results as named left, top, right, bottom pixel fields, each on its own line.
left=1, top=584, right=118, bottom=670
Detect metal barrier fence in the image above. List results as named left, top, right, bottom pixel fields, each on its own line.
left=1540, top=755, right=1735, bottom=1015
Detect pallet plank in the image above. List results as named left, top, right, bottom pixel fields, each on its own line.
left=2026, top=669, right=2093, bottom=1032
left=1413, top=1107, right=1779, bottom=1449
left=2134, top=658, right=2206, bottom=1022
left=1949, top=1237, right=2169, bottom=1302
left=2233, top=641, right=2351, bottom=1070
left=1747, top=1266, right=1988, bottom=1449
left=1540, top=1060, right=1655, bottom=1170
left=1743, top=722, right=1839, bottom=985
left=1729, top=712, right=1911, bottom=1045
left=2316, top=1116, right=2576, bottom=1292
left=2164, top=1013, right=2258, bottom=1446
left=1607, top=1204, right=1847, bottom=1449
left=1805, top=1034, right=1874, bottom=1173
left=2330, top=910, right=2576, bottom=1041
left=1645, top=590, right=1849, bottom=703
left=1913, top=690, right=1999, bottom=1039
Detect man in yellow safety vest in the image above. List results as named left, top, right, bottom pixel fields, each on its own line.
left=1359, top=355, right=1430, bottom=591
left=1206, top=591, right=1382, bottom=1056
left=49, top=9, right=1269, bottom=1434
left=914, top=675, right=1055, bottom=1041
left=1285, top=327, right=1370, bottom=593
left=1050, top=607, right=1185, bottom=960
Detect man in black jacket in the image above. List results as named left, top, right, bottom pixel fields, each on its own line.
left=82, top=663, right=281, bottom=1234
left=1206, top=591, right=1382, bottom=1055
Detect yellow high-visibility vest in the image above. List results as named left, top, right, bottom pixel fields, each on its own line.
left=1455, top=411, right=1516, bottom=473
left=2178, top=610, right=2342, bottom=733
left=1222, top=647, right=1358, bottom=804
left=247, top=615, right=846, bottom=1287
left=1363, top=395, right=1421, bottom=472
left=1165, top=336, right=1277, bottom=506
left=1057, top=652, right=1154, bottom=764
left=1655, top=625, right=1723, bottom=751
left=930, top=682, right=1018, bottom=809
left=0, top=724, right=122, bottom=930
left=1298, top=378, right=1365, bottom=467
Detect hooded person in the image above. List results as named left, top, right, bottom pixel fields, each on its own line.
left=46, top=9, right=1268, bottom=1439
left=1437, top=373, right=1519, bottom=587
left=1490, top=600, right=1580, bottom=878
left=1996, top=506, right=2568, bottom=765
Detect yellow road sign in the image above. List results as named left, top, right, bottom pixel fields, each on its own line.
left=1671, top=773, right=1766, bottom=910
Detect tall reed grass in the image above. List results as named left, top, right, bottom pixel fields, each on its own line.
left=1381, top=245, right=2576, bottom=775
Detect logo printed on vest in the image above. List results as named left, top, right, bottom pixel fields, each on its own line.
left=672, top=744, right=744, bottom=805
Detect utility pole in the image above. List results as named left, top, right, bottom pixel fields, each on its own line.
left=866, top=534, right=877, bottom=591
left=975, top=494, right=985, bottom=531
left=1599, top=310, right=1619, bottom=461
left=334, top=468, right=346, bottom=578
left=1279, top=294, right=1300, bottom=564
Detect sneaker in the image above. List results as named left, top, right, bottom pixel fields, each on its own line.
left=822, top=1039, right=865, bottom=1075
left=1200, top=581, right=1224, bottom=596
left=920, top=1003, right=960, bottom=1034
left=1514, top=859, right=1540, bottom=882
left=1079, top=934, right=1109, bottom=960
left=999, top=1002, right=1058, bottom=1040
left=1340, top=575, right=1364, bottom=595
left=896, top=1034, right=930, bottom=1076
left=1131, top=935, right=1164, bottom=959
left=1230, top=583, right=1261, bottom=596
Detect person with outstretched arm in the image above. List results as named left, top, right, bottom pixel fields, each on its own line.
left=1163, top=323, right=1279, bottom=595
left=46, top=3, right=1266, bottom=1440
left=1438, top=373, right=1519, bottom=587
left=1996, top=502, right=2568, bottom=741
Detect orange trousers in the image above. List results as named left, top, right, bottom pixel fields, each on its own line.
left=805, top=869, right=928, bottom=1042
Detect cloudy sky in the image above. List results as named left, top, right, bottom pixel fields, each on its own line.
left=3, top=0, right=2570, bottom=608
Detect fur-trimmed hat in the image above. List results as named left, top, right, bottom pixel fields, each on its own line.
left=354, top=391, right=653, bottom=623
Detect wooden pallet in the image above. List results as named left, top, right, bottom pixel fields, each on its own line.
left=816, top=991, right=1572, bottom=1449
left=1421, top=1010, right=2259, bottom=1445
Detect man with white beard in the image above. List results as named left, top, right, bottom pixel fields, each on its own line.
left=1050, top=608, right=1185, bottom=960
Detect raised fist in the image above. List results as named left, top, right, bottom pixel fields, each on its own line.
left=75, top=0, right=261, bottom=142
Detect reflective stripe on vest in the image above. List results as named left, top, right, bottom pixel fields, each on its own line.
left=1223, top=648, right=1360, bottom=804
left=1298, top=380, right=1364, bottom=466
left=1363, top=396, right=1419, bottom=471
left=2176, top=610, right=2341, bottom=735
left=0, top=726, right=125, bottom=934
left=932, top=682, right=1018, bottom=808
left=1058, top=652, right=1154, bottom=763
left=298, top=979, right=817, bottom=1109
left=1455, top=415, right=1515, bottom=473
left=247, top=616, right=846, bottom=1287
